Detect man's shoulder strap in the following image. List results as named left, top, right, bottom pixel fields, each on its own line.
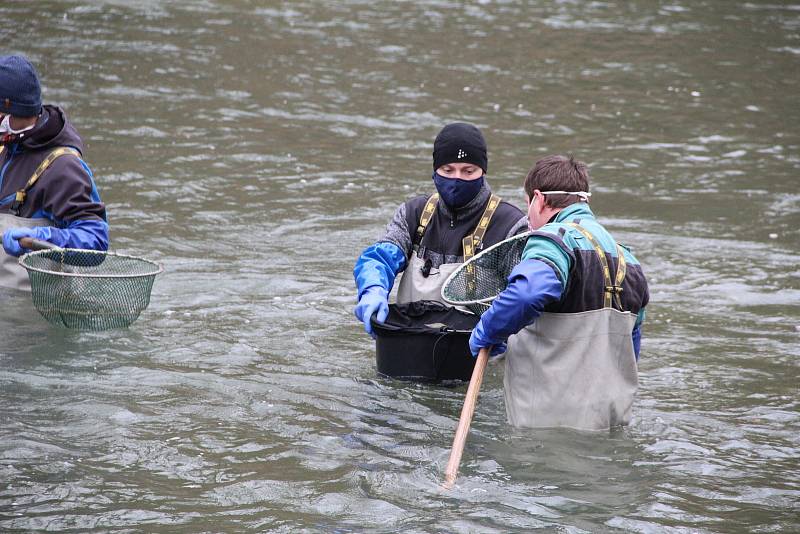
left=10, top=146, right=82, bottom=216
left=564, top=222, right=627, bottom=310
left=462, top=194, right=501, bottom=261
left=413, top=193, right=439, bottom=246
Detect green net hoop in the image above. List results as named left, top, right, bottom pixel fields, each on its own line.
left=19, top=248, right=163, bottom=330
left=441, top=232, right=531, bottom=315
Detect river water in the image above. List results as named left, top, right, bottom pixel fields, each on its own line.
left=1, top=1, right=798, bottom=532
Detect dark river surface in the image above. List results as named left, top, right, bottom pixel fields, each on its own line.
left=1, top=1, right=798, bottom=532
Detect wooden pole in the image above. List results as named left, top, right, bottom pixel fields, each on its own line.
left=442, top=347, right=490, bottom=489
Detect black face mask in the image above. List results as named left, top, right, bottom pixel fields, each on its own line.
left=432, top=172, right=485, bottom=209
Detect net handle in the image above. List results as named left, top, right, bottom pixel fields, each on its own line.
left=19, top=237, right=59, bottom=251
left=442, top=346, right=490, bottom=489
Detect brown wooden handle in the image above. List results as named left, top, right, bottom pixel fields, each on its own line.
left=442, top=346, right=490, bottom=489
left=19, top=237, right=59, bottom=250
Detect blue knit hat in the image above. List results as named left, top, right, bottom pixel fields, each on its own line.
left=0, top=55, right=42, bottom=117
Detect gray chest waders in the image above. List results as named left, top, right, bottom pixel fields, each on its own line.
left=505, top=223, right=638, bottom=430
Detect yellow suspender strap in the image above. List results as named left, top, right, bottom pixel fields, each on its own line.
left=10, top=147, right=81, bottom=216
left=461, top=194, right=501, bottom=262
left=462, top=194, right=501, bottom=296
left=414, top=193, right=440, bottom=246
left=415, top=193, right=501, bottom=256
left=565, top=222, right=627, bottom=309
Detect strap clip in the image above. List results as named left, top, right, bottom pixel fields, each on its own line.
left=9, top=190, right=25, bottom=216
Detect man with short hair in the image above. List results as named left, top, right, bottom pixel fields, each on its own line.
left=0, top=54, right=108, bottom=291
left=469, top=155, right=649, bottom=430
left=353, top=122, right=527, bottom=336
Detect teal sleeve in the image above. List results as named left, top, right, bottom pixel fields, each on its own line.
left=520, top=236, right=572, bottom=291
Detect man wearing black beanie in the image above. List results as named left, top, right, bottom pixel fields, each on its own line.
left=0, top=54, right=108, bottom=291
left=353, top=122, right=527, bottom=344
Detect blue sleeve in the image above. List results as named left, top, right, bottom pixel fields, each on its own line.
left=473, top=259, right=563, bottom=346
left=353, top=241, right=407, bottom=299
left=520, top=234, right=572, bottom=292
left=28, top=219, right=109, bottom=251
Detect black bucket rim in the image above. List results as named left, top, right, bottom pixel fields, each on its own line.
left=371, top=301, right=478, bottom=383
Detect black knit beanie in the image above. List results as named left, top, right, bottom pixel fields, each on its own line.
left=0, top=55, right=42, bottom=117
left=432, top=122, right=488, bottom=173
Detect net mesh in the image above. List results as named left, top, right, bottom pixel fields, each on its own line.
left=441, top=232, right=530, bottom=315
left=19, top=248, right=162, bottom=330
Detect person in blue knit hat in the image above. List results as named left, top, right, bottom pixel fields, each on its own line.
left=0, top=54, right=108, bottom=291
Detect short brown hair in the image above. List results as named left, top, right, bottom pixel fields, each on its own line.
left=523, top=155, right=590, bottom=209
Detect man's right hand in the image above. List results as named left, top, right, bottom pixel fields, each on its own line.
left=354, top=286, right=389, bottom=338
left=469, top=320, right=507, bottom=358
left=2, top=227, right=38, bottom=257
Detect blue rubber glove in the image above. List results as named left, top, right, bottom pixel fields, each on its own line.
left=632, top=324, right=641, bottom=361
left=469, top=326, right=507, bottom=358
left=354, top=286, right=389, bottom=338
left=3, top=227, right=35, bottom=256
left=2, top=220, right=109, bottom=257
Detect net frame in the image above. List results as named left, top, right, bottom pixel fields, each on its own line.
left=19, top=247, right=163, bottom=330
left=440, top=231, right=531, bottom=315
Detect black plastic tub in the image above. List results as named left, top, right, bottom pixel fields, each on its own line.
left=371, top=300, right=479, bottom=384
